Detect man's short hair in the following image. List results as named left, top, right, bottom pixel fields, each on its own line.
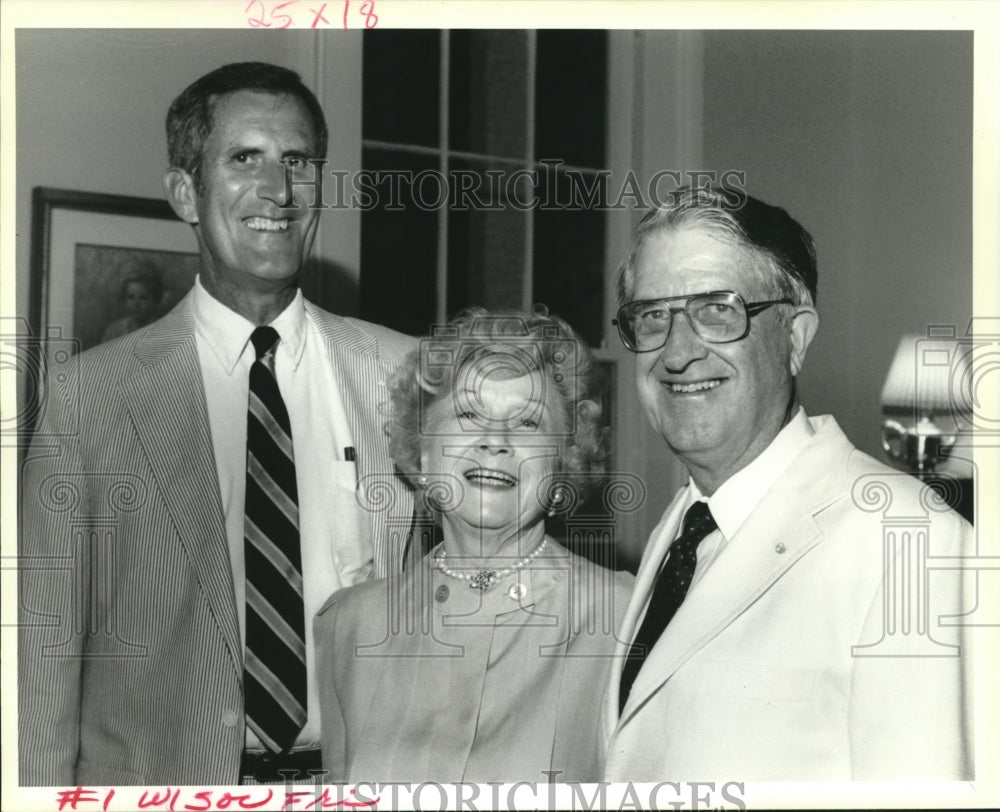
left=616, top=185, right=818, bottom=308
left=165, top=61, right=328, bottom=190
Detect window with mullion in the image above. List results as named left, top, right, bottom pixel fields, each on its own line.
left=360, top=29, right=609, bottom=346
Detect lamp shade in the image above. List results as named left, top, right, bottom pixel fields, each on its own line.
left=880, top=334, right=972, bottom=418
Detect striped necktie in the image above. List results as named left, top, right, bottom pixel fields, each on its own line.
left=243, top=326, right=307, bottom=753
left=618, top=500, right=717, bottom=714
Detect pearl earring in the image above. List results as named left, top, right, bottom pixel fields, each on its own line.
left=547, top=488, right=565, bottom=517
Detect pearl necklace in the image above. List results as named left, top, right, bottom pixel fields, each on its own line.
left=434, top=538, right=549, bottom=591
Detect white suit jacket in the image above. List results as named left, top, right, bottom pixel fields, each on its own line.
left=18, top=291, right=416, bottom=786
left=603, top=416, right=973, bottom=781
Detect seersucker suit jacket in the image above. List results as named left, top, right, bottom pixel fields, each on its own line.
left=603, top=415, right=974, bottom=781
left=18, top=290, right=416, bottom=786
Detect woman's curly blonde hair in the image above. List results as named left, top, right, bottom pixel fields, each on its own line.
left=386, top=306, right=609, bottom=499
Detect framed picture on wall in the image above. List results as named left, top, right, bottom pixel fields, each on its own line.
left=25, top=187, right=200, bottom=438
left=30, top=187, right=200, bottom=352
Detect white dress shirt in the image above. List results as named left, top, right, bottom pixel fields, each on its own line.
left=680, top=407, right=815, bottom=587
left=192, top=277, right=373, bottom=750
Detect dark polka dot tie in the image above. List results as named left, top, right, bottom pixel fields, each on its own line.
left=619, top=500, right=717, bottom=714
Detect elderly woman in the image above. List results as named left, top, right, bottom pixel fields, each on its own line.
left=316, top=307, right=633, bottom=782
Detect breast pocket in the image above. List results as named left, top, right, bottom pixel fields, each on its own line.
left=325, top=461, right=373, bottom=584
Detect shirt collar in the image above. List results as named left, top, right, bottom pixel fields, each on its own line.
left=192, top=276, right=308, bottom=374
left=689, top=407, right=815, bottom=540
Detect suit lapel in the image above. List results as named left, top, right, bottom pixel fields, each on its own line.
left=603, top=490, right=687, bottom=736
left=616, top=419, right=851, bottom=728
left=308, top=306, right=414, bottom=577
left=118, top=296, right=241, bottom=674
left=619, top=507, right=822, bottom=725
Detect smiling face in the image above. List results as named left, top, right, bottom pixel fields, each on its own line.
left=123, top=281, right=157, bottom=322
left=632, top=225, right=817, bottom=493
left=419, top=369, right=566, bottom=543
left=164, top=90, right=320, bottom=318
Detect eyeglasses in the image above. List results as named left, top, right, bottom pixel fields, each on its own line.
left=613, top=290, right=792, bottom=352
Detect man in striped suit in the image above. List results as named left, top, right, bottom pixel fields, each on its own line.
left=19, top=62, right=415, bottom=786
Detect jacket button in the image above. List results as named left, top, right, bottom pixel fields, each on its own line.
left=222, top=711, right=239, bottom=727
left=775, top=542, right=787, bottom=554
left=435, top=585, right=449, bottom=602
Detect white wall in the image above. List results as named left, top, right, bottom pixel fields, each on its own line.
left=701, top=30, right=973, bottom=462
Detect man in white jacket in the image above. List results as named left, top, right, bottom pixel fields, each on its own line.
left=604, top=185, right=972, bottom=781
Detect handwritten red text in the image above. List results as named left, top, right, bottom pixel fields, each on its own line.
left=245, top=0, right=378, bottom=29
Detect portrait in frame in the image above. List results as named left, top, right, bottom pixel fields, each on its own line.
left=30, top=187, right=199, bottom=352
left=24, top=187, right=199, bottom=439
